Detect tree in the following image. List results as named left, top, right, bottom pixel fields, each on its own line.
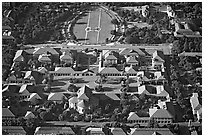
left=68, top=84, right=78, bottom=92
left=110, top=30, right=117, bottom=35
left=183, top=39, right=189, bottom=51
left=24, top=117, right=40, bottom=135
left=111, top=18, right=119, bottom=25
left=171, top=40, right=181, bottom=55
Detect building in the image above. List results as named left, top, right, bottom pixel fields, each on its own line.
left=77, top=85, right=92, bottom=101
left=35, top=127, right=75, bottom=135
left=99, top=67, right=121, bottom=76
left=157, top=100, right=176, bottom=119
left=81, top=69, right=96, bottom=77
left=86, top=128, right=105, bottom=135
left=77, top=100, right=87, bottom=114
left=190, top=93, right=202, bottom=121
left=141, top=5, right=149, bottom=17
left=174, top=22, right=201, bottom=38
left=138, top=85, right=155, bottom=95
left=33, top=47, right=59, bottom=56
left=51, top=67, right=75, bottom=77
left=24, top=111, right=35, bottom=119
left=2, top=108, right=15, bottom=121
left=126, top=56, right=139, bottom=66
left=18, top=84, right=34, bottom=99
left=38, top=54, right=52, bottom=64
left=152, top=50, right=165, bottom=70
left=166, top=5, right=176, bottom=18
left=47, top=92, right=67, bottom=102
left=156, top=85, right=171, bottom=99
left=104, top=52, right=117, bottom=66
left=2, top=85, right=20, bottom=97
left=60, top=51, right=73, bottom=64
left=68, top=96, right=78, bottom=109
left=37, top=67, right=48, bottom=74
left=127, top=112, right=150, bottom=126
left=110, top=128, right=126, bottom=135
left=130, top=128, right=173, bottom=135
left=119, top=48, right=144, bottom=58
left=137, top=71, right=154, bottom=83
left=28, top=93, right=42, bottom=105
left=125, top=66, right=138, bottom=76
left=149, top=107, right=173, bottom=125
left=13, top=50, right=26, bottom=63
left=2, top=126, right=26, bottom=135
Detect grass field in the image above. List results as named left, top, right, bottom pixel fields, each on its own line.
left=73, top=6, right=115, bottom=44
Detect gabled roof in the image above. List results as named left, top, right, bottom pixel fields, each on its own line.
left=2, top=25, right=12, bottom=30
left=110, top=128, right=126, bottom=135
left=77, top=85, right=92, bottom=100
left=35, top=126, right=75, bottom=135
left=38, top=54, right=51, bottom=62
left=138, top=85, right=155, bottom=95
left=105, top=93, right=120, bottom=100
left=99, top=67, right=120, bottom=74
left=77, top=100, right=86, bottom=108
left=54, top=67, right=75, bottom=74
left=152, top=131, right=161, bottom=135
left=24, top=71, right=32, bottom=79
left=19, top=84, right=33, bottom=95
left=154, top=71, right=162, bottom=79
left=2, top=85, right=20, bottom=94
left=2, top=35, right=15, bottom=39
left=13, top=50, right=24, bottom=62
left=6, top=74, right=17, bottom=81
left=190, top=93, right=202, bottom=110
left=60, top=127, right=75, bottom=135
left=86, top=128, right=105, bottom=135
left=126, top=56, right=138, bottom=63
left=82, top=69, right=95, bottom=74
left=119, top=48, right=145, bottom=56
left=48, top=92, right=67, bottom=101
left=127, top=112, right=140, bottom=120
left=105, top=54, right=117, bottom=60
left=89, top=96, right=99, bottom=107
left=37, top=67, right=48, bottom=74
left=69, top=96, right=78, bottom=103
left=137, top=71, right=154, bottom=80
left=28, top=93, right=42, bottom=101
left=78, top=93, right=89, bottom=100
left=156, top=85, right=170, bottom=96
left=2, top=108, right=15, bottom=117
left=24, top=111, right=35, bottom=119
left=2, top=126, right=26, bottom=135
left=131, top=128, right=173, bottom=135
left=125, top=66, right=137, bottom=74
left=153, top=50, right=165, bottom=62
left=60, top=54, right=72, bottom=60
left=33, top=47, right=59, bottom=55
left=151, top=109, right=173, bottom=118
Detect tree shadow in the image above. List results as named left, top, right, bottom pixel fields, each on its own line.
left=75, top=78, right=89, bottom=84
left=50, top=87, right=65, bottom=92
left=75, top=22, right=87, bottom=25
left=51, top=81, right=67, bottom=86
left=77, top=38, right=89, bottom=41
left=103, top=87, right=117, bottom=92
